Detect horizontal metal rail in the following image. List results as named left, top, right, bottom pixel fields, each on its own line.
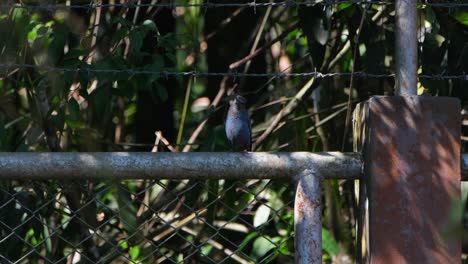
left=0, top=152, right=361, bottom=180
left=1, top=152, right=467, bottom=180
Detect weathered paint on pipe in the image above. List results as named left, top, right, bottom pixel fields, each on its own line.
left=395, top=0, right=417, bottom=96
left=362, top=96, right=461, bottom=263
left=0, top=152, right=362, bottom=180
left=295, top=169, right=322, bottom=264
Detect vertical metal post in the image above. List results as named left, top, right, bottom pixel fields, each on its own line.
left=295, top=169, right=322, bottom=264
left=395, top=0, right=417, bottom=95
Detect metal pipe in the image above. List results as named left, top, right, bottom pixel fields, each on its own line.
left=395, top=0, right=417, bottom=96
left=0, top=152, right=362, bottom=180
left=295, top=169, right=323, bottom=264
left=4, top=151, right=468, bottom=181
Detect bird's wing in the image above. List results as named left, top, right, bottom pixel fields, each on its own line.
left=248, top=115, right=252, bottom=151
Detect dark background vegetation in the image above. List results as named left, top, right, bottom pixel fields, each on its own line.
left=0, top=0, right=468, bottom=263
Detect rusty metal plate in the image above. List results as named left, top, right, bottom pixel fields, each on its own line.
left=364, top=96, right=461, bottom=263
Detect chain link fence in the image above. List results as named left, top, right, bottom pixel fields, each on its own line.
left=0, top=179, right=294, bottom=263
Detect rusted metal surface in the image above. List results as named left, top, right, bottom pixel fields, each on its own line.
left=295, top=169, right=322, bottom=264
left=395, top=0, right=417, bottom=96
left=0, top=152, right=362, bottom=180
left=363, top=96, right=461, bottom=263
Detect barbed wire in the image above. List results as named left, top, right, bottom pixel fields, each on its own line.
left=3, top=1, right=388, bottom=10
left=1, top=1, right=467, bottom=10
left=1, top=63, right=467, bottom=80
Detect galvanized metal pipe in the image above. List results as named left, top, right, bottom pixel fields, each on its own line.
left=295, top=168, right=323, bottom=264
left=0, top=152, right=362, bottom=180
left=395, top=0, right=418, bottom=96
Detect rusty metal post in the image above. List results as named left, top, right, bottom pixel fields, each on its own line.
left=355, top=96, right=461, bottom=263
left=395, top=0, right=417, bottom=95
left=295, top=169, right=322, bottom=264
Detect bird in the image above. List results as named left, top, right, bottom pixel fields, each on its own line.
left=225, top=95, right=252, bottom=151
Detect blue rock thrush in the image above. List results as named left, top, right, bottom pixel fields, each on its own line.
left=225, top=95, right=252, bottom=151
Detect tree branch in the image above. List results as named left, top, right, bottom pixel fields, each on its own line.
left=229, top=22, right=298, bottom=70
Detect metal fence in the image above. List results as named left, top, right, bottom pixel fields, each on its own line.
left=0, top=152, right=361, bottom=263
left=0, top=179, right=293, bottom=263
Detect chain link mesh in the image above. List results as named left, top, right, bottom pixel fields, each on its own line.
left=0, top=179, right=295, bottom=263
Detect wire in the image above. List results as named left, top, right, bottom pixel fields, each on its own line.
left=1, top=63, right=467, bottom=80
left=0, top=1, right=391, bottom=10
left=1, top=1, right=467, bottom=10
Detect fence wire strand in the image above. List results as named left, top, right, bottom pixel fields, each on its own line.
left=1, top=1, right=467, bottom=9
left=1, top=63, right=467, bottom=80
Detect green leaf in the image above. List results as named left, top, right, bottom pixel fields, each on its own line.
left=251, top=236, right=276, bottom=259
left=129, top=246, right=140, bottom=260
left=142, top=19, right=158, bottom=32
left=65, top=120, right=85, bottom=129
left=201, top=244, right=214, bottom=256
left=238, top=232, right=258, bottom=251
left=116, top=183, right=144, bottom=245
left=112, top=28, right=128, bottom=43
left=27, top=30, right=37, bottom=42
left=124, top=103, right=137, bottom=120
left=336, top=3, right=352, bottom=12
left=426, top=7, right=436, bottom=24
left=452, top=12, right=468, bottom=26
left=45, top=21, right=55, bottom=28
left=42, top=219, right=52, bottom=253
left=12, top=8, right=27, bottom=22
left=129, top=31, right=143, bottom=52
left=118, top=240, right=129, bottom=249
left=322, top=228, right=339, bottom=255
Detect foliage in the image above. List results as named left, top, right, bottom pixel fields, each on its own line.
left=0, top=0, right=467, bottom=263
